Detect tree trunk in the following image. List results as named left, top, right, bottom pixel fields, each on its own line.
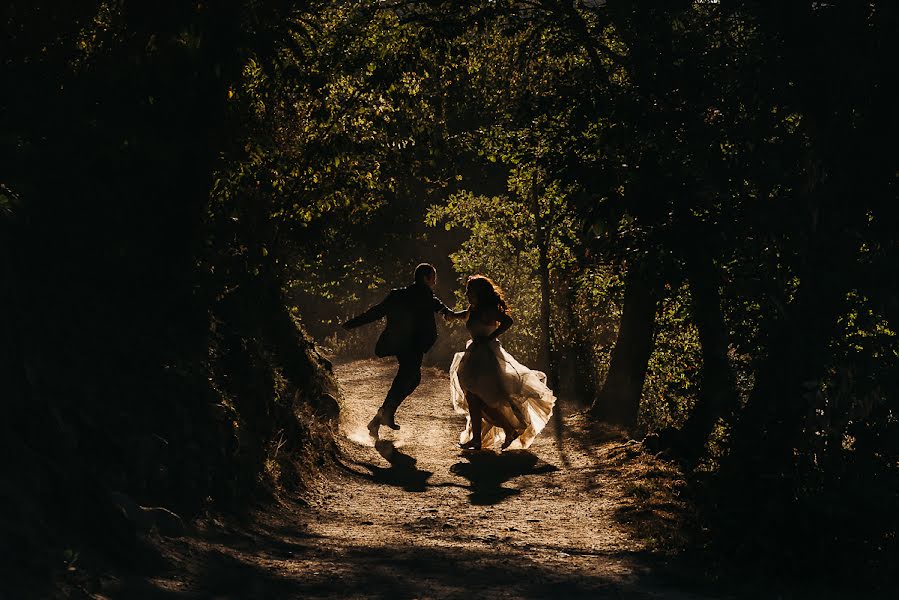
left=725, top=267, right=847, bottom=484
left=560, top=268, right=597, bottom=406
left=676, top=250, right=739, bottom=460
left=537, top=237, right=557, bottom=390
left=590, top=257, right=660, bottom=428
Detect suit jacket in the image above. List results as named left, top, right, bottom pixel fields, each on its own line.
left=344, top=282, right=451, bottom=356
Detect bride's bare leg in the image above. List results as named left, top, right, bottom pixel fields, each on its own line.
left=481, top=404, right=522, bottom=450
left=460, top=392, right=483, bottom=450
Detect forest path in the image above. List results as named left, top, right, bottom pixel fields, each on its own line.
left=130, top=358, right=711, bottom=599
left=300, top=358, right=707, bottom=599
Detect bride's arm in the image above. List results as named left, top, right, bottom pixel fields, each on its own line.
left=488, top=311, right=513, bottom=340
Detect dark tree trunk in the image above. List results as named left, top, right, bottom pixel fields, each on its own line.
left=725, top=267, right=847, bottom=484
left=537, top=237, right=557, bottom=390
left=560, top=268, right=597, bottom=405
left=531, top=176, right=557, bottom=390
left=868, top=264, right=899, bottom=335
left=590, top=258, right=660, bottom=427
left=676, top=251, right=739, bottom=460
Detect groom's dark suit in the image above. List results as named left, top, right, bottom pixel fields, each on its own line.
left=344, top=281, right=451, bottom=422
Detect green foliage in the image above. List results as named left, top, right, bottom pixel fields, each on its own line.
left=427, top=190, right=543, bottom=363
left=641, top=284, right=702, bottom=430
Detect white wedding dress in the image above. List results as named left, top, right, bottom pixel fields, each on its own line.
left=449, top=317, right=556, bottom=450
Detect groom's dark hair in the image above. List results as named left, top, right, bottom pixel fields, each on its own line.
left=414, top=263, right=436, bottom=283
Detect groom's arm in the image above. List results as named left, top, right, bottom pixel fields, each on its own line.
left=342, top=291, right=394, bottom=329
left=433, top=296, right=467, bottom=320
left=444, top=309, right=468, bottom=320
left=432, top=295, right=450, bottom=316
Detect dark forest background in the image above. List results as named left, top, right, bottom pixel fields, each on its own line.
left=2, top=1, right=897, bottom=596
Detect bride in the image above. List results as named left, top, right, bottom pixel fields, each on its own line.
left=446, top=275, right=556, bottom=451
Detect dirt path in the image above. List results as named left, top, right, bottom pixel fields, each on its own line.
left=113, top=358, right=713, bottom=599
left=316, top=358, right=706, bottom=599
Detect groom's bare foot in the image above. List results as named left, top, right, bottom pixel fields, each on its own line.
left=374, top=407, right=400, bottom=431
left=459, top=439, right=481, bottom=451
left=382, top=413, right=400, bottom=430
left=367, top=415, right=381, bottom=438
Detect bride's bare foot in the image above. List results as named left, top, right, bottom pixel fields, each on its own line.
left=500, top=429, right=521, bottom=450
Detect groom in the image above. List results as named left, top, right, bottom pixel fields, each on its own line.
left=342, top=263, right=453, bottom=437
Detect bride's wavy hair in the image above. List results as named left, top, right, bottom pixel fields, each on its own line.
left=466, top=275, right=509, bottom=314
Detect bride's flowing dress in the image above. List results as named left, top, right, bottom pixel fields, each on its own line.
left=449, top=318, right=556, bottom=450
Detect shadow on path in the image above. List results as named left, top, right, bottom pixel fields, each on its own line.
left=450, top=450, right=559, bottom=505
left=341, top=440, right=468, bottom=494
left=360, top=439, right=434, bottom=492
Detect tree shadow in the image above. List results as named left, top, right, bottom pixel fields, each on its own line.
left=450, top=450, right=559, bottom=505
left=115, top=540, right=668, bottom=600
left=107, top=518, right=859, bottom=600
left=194, top=520, right=321, bottom=560
left=113, top=529, right=687, bottom=600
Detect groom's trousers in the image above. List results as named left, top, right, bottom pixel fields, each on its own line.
left=380, top=351, right=424, bottom=418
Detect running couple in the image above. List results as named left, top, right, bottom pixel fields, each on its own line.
left=342, top=263, right=555, bottom=451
